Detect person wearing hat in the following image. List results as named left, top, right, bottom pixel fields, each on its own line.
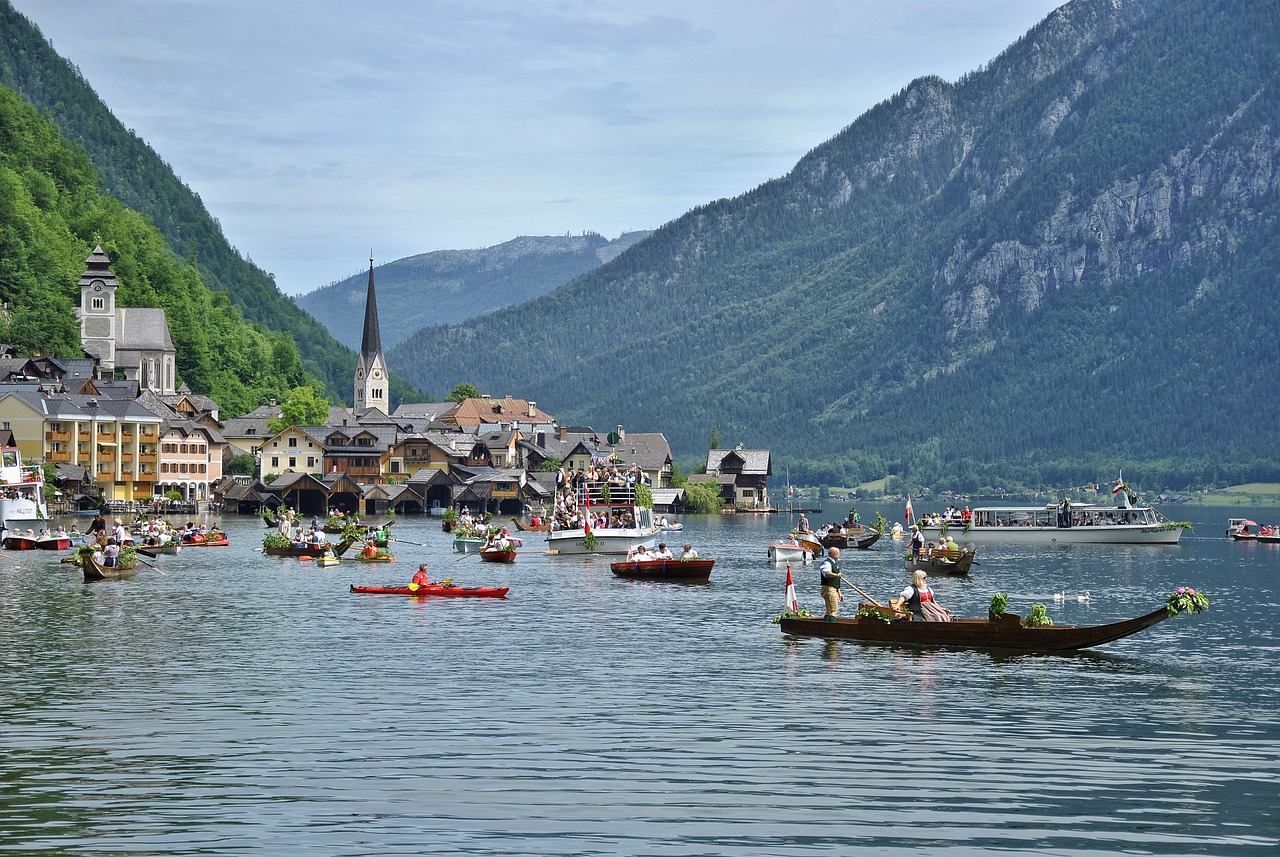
left=910, top=524, right=925, bottom=561
left=818, top=547, right=844, bottom=621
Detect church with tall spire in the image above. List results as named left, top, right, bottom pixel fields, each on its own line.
left=353, top=255, right=388, bottom=414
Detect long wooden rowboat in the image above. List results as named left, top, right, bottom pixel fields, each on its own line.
left=479, top=547, right=516, bottom=564
left=510, top=517, right=550, bottom=532
left=779, top=605, right=1180, bottom=652
left=350, top=584, right=509, bottom=598
left=820, top=529, right=881, bottom=550
left=609, top=558, right=715, bottom=582
left=904, top=547, right=977, bottom=576
left=80, top=553, right=139, bottom=582
left=263, top=536, right=356, bottom=559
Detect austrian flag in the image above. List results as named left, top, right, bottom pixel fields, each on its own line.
left=784, top=564, right=799, bottom=613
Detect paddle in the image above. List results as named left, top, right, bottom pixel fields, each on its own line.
left=454, top=550, right=481, bottom=562
left=391, top=536, right=431, bottom=548
left=137, top=548, right=159, bottom=559
left=133, top=555, right=167, bottom=576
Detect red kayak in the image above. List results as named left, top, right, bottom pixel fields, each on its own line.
left=350, top=584, right=509, bottom=599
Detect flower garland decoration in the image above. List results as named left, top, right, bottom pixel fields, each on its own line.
left=771, top=609, right=814, bottom=624
left=1166, top=586, right=1210, bottom=618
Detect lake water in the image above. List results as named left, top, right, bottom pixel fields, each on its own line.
left=1, top=502, right=1277, bottom=855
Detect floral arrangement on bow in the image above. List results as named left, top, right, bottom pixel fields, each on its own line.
left=771, top=609, right=814, bottom=624
left=1166, top=586, right=1210, bottom=618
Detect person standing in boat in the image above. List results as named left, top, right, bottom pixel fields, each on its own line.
left=910, top=525, right=925, bottom=561
left=818, top=547, right=844, bottom=621
left=798, top=514, right=810, bottom=534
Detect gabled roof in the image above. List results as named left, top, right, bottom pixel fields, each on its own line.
left=115, top=307, right=175, bottom=352
left=442, top=396, right=556, bottom=429
left=260, top=424, right=328, bottom=449
left=407, top=467, right=451, bottom=487
left=322, top=472, right=364, bottom=494
left=269, top=470, right=330, bottom=493
left=392, top=402, right=454, bottom=421
left=616, top=432, right=672, bottom=472
left=707, top=447, right=771, bottom=476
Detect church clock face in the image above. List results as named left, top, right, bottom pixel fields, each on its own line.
left=91, top=280, right=105, bottom=294
left=372, top=369, right=382, bottom=379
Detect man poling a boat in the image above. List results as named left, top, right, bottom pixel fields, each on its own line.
left=818, top=547, right=843, bottom=621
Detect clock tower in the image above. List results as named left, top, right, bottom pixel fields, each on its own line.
left=354, top=256, right=388, bottom=413
left=77, top=244, right=120, bottom=372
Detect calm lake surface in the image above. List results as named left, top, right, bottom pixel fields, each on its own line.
left=1, top=502, right=1277, bottom=855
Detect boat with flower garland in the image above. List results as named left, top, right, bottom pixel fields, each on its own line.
left=778, top=587, right=1208, bottom=652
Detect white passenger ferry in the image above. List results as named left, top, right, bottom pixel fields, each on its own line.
left=0, top=446, right=49, bottom=532
left=917, top=490, right=1183, bottom=545
left=547, top=479, right=659, bottom=555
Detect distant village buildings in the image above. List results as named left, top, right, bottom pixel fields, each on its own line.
left=0, top=244, right=697, bottom=516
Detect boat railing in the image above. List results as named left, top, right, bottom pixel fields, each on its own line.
left=575, top=481, right=639, bottom=506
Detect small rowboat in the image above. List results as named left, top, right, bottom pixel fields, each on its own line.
left=315, top=555, right=341, bottom=568
left=354, top=554, right=397, bottom=563
left=80, top=552, right=139, bottom=582
left=263, top=536, right=355, bottom=558
left=479, top=547, right=516, bottom=564
left=820, top=527, right=881, bottom=550
left=183, top=534, right=229, bottom=547
left=905, top=547, right=977, bottom=576
left=36, top=535, right=73, bottom=551
left=768, top=543, right=810, bottom=564
left=609, top=558, right=715, bottom=582
left=3, top=534, right=37, bottom=550
left=453, top=536, right=485, bottom=554
left=350, top=583, right=509, bottom=598
left=510, top=517, right=549, bottom=532
left=779, top=604, right=1189, bottom=652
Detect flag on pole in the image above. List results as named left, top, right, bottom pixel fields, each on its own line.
left=784, top=564, right=799, bottom=613
left=904, top=494, right=914, bottom=525
left=1111, top=480, right=1127, bottom=495
left=581, top=481, right=591, bottom=533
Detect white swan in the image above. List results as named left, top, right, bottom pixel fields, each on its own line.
left=1053, top=591, right=1065, bottom=603
left=1077, top=591, right=1091, bottom=603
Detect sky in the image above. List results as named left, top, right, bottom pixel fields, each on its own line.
left=14, top=0, right=1063, bottom=296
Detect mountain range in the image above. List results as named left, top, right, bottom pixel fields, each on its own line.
left=297, top=232, right=652, bottom=351
left=389, top=0, right=1280, bottom=490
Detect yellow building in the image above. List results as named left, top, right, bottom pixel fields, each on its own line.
left=0, top=391, right=163, bottom=502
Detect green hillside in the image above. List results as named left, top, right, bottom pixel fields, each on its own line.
left=0, top=84, right=305, bottom=414
left=0, top=1, right=419, bottom=408
left=390, top=0, right=1280, bottom=491
left=299, top=232, right=652, bottom=351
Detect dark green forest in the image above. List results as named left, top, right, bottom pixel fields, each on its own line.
left=0, top=1, right=419, bottom=409
left=389, top=0, right=1280, bottom=492
left=0, top=84, right=306, bottom=413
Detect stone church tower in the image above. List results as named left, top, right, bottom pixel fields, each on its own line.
left=75, top=244, right=177, bottom=394
left=353, top=256, right=388, bottom=413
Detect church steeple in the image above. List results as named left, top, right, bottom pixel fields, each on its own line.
left=354, top=254, right=388, bottom=413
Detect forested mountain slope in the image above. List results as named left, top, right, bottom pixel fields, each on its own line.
left=0, top=85, right=307, bottom=414
left=391, top=0, right=1280, bottom=490
left=299, top=232, right=652, bottom=351
left=0, top=1, right=418, bottom=408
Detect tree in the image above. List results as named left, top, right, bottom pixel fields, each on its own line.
left=446, top=383, right=480, bottom=403
left=225, top=452, right=257, bottom=476
left=709, top=426, right=722, bottom=450
left=267, top=385, right=331, bottom=434
left=682, top=481, right=723, bottom=513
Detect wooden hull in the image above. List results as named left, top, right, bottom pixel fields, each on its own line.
left=479, top=548, right=516, bottom=563
left=820, top=529, right=881, bottom=550
left=905, top=548, right=977, bottom=576
left=609, top=559, right=714, bottom=581
left=182, top=536, right=229, bottom=547
left=350, top=584, right=509, bottom=598
left=510, top=518, right=549, bottom=532
left=779, top=606, right=1175, bottom=652
left=81, top=554, right=139, bottom=582
left=354, top=555, right=397, bottom=563
left=264, top=536, right=354, bottom=558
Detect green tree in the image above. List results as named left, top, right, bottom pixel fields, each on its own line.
left=446, top=383, right=480, bottom=402
left=267, top=386, right=331, bottom=434
left=708, top=426, right=722, bottom=450
left=682, top=481, right=723, bottom=513
left=225, top=453, right=257, bottom=476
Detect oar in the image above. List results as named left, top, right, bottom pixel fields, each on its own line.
left=133, top=555, right=167, bottom=576
left=137, top=548, right=159, bottom=559
left=454, top=550, right=481, bottom=562
left=841, top=577, right=886, bottom=608
left=391, top=536, right=430, bottom=548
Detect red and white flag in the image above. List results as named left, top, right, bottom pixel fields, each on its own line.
left=784, top=564, right=799, bottom=612
left=904, top=495, right=914, bottom=524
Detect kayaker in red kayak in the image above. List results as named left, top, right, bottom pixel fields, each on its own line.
left=411, top=563, right=430, bottom=587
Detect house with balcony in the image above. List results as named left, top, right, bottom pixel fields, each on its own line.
left=321, top=425, right=396, bottom=485
left=155, top=424, right=225, bottom=504
left=702, top=445, right=772, bottom=511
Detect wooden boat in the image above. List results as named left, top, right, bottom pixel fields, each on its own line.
left=353, top=554, right=396, bottom=563
left=510, top=516, right=549, bottom=532
left=820, top=527, right=881, bottom=550
left=779, top=605, right=1183, bottom=652
left=904, top=547, right=977, bottom=576
left=80, top=552, right=139, bottom=582
left=767, top=542, right=811, bottom=564
left=479, top=546, right=517, bottom=563
left=3, top=533, right=37, bottom=550
left=350, top=583, right=509, bottom=598
left=263, top=535, right=355, bottom=558
left=609, top=558, right=714, bottom=582
left=142, top=541, right=182, bottom=555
